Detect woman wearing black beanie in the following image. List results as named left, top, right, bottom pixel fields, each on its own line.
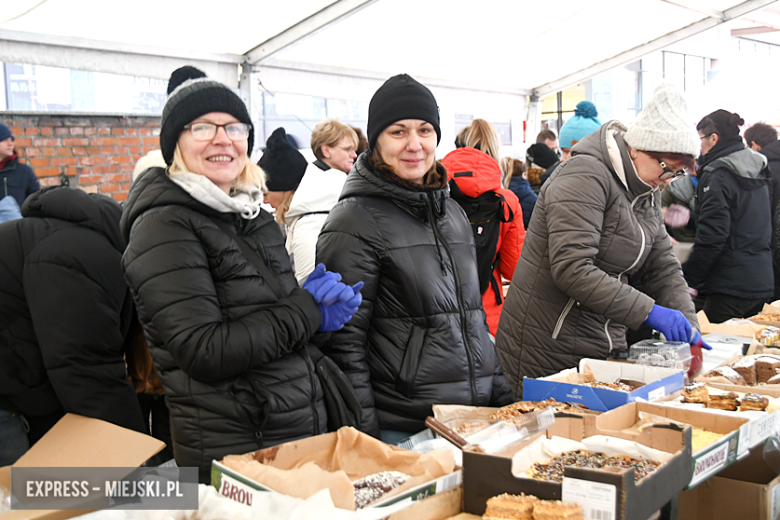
left=683, top=109, right=773, bottom=322
left=316, top=74, right=514, bottom=443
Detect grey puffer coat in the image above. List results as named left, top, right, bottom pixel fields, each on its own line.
left=316, top=154, right=514, bottom=437
left=495, top=121, right=697, bottom=396
left=121, top=168, right=327, bottom=482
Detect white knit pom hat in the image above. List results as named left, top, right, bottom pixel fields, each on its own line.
left=624, top=82, right=700, bottom=157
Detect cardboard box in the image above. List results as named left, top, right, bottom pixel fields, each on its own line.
left=0, top=413, right=165, bottom=520
left=595, top=402, right=749, bottom=488
left=679, top=446, right=780, bottom=520
left=523, top=359, right=684, bottom=412
left=461, top=409, right=691, bottom=520
left=211, top=429, right=462, bottom=519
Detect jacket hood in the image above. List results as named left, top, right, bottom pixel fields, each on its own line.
left=340, top=153, right=449, bottom=221
left=573, top=120, right=653, bottom=199
left=702, top=147, right=770, bottom=191
left=120, top=167, right=225, bottom=242
left=285, top=162, right=346, bottom=221
left=440, top=147, right=501, bottom=197
left=759, top=140, right=780, bottom=163
left=22, top=186, right=126, bottom=251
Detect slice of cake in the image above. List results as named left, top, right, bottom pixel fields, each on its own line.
left=702, top=366, right=746, bottom=385
left=483, top=493, right=539, bottom=520
left=533, top=500, right=584, bottom=520
left=682, top=382, right=708, bottom=403
left=740, top=393, right=769, bottom=411
left=731, top=356, right=758, bottom=386
left=352, top=471, right=409, bottom=509
left=756, top=356, right=780, bottom=384
left=707, top=392, right=740, bottom=411
left=766, top=371, right=780, bottom=385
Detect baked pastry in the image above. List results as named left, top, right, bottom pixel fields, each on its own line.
left=483, top=493, right=538, bottom=520
left=692, top=428, right=725, bottom=452
left=740, top=393, right=769, bottom=411
left=532, top=500, right=584, bottom=520
left=352, top=471, right=410, bottom=508
left=702, top=366, right=746, bottom=385
left=707, top=392, right=740, bottom=411
left=752, top=313, right=780, bottom=322
left=766, top=371, right=780, bottom=385
left=530, top=450, right=660, bottom=483
left=758, top=326, right=780, bottom=346
left=731, top=356, right=758, bottom=386
left=682, top=382, right=708, bottom=403
left=756, top=356, right=780, bottom=383
left=490, top=399, right=589, bottom=421
left=585, top=381, right=637, bottom=392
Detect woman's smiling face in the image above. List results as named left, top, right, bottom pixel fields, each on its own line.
left=178, top=112, right=248, bottom=194
left=376, top=119, right=437, bottom=184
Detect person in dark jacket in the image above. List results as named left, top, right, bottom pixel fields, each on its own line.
left=316, top=74, right=514, bottom=444
left=502, top=157, right=536, bottom=229
left=121, top=77, right=362, bottom=482
left=744, top=122, right=780, bottom=300
left=525, top=142, right=558, bottom=194
left=0, top=123, right=39, bottom=209
left=683, top=111, right=774, bottom=322
left=0, top=186, right=146, bottom=465
left=496, top=83, right=703, bottom=394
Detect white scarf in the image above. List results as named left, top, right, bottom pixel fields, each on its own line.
left=169, top=171, right=262, bottom=219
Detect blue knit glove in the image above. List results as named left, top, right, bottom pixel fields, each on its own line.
left=644, top=304, right=692, bottom=342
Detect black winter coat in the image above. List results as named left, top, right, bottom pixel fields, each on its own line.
left=758, top=140, right=780, bottom=298
left=316, top=155, right=514, bottom=437
left=1, top=156, right=40, bottom=208
left=507, top=176, right=538, bottom=230
left=0, top=186, right=144, bottom=440
left=121, top=168, right=327, bottom=481
left=683, top=143, right=773, bottom=300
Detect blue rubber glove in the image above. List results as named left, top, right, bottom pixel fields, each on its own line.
left=302, top=264, right=342, bottom=303
left=644, top=304, right=692, bottom=342
left=318, top=281, right=364, bottom=332
left=690, top=330, right=713, bottom=350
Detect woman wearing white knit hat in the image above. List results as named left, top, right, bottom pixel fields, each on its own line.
left=496, top=82, right=709, bottom=394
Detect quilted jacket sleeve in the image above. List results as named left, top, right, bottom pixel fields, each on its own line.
left=25, top=228, right=146, bottom=433
left=123, top=210, right=321, bottom=384
left=544, top=161, right=654, bottom=330
left=497, top=188, right=525, bottom=281
left=316, top=200, right=383, bottom=437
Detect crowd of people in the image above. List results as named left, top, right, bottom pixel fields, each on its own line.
left=1, top=66, right=777, bottom=478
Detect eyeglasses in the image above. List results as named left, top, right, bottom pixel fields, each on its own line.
left=183, top=122, right=251, bottom=141
left=656, top=158, right=687, bottom=181
left=700, top=134, right=713, bottom=140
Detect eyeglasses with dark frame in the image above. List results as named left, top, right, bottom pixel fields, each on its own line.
left=656, top=158, right=687, bottom=181
left=183, top=122, right=251, bottom=142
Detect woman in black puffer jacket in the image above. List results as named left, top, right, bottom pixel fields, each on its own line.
left=121, top=78, right=361, bottom=482
left=316, top=74, right=514, bottom=443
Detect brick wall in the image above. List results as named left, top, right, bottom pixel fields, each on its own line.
left=1, top=113, right=160, bottom=202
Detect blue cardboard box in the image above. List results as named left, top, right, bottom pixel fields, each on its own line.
left=523, top=359, right=685, bottom=412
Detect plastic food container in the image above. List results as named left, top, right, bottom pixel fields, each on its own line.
left=628, top=340, right=692, bottom=375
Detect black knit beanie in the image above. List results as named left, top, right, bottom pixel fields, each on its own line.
left=160, top=78, right=254, bottom=165
left=167, top=66, right=207, bottom=95
left=258, top=127, right=307, bottom=192
left=367, top=74, right=441, bottom=150
left=526, top=143, right=559, bottom=169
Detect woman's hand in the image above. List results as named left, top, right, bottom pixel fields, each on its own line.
left=644, top=304, right=692, bottom=342
left=304, top=264, right=364, bottom=331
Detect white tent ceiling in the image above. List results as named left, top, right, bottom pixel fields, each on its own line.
left=1, top=0, right=779, bottom=96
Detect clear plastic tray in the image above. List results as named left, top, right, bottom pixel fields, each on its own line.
left=628, top=340, right=691, bottom=371
left=398, top=407, right=556, bottom=455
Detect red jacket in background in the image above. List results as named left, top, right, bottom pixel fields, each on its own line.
left=441, top=147, right=525, bottom=335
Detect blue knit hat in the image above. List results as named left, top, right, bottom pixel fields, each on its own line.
left=0, top=123, right=12, bottom=142
left=559, top=101, right=602, bottom=149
